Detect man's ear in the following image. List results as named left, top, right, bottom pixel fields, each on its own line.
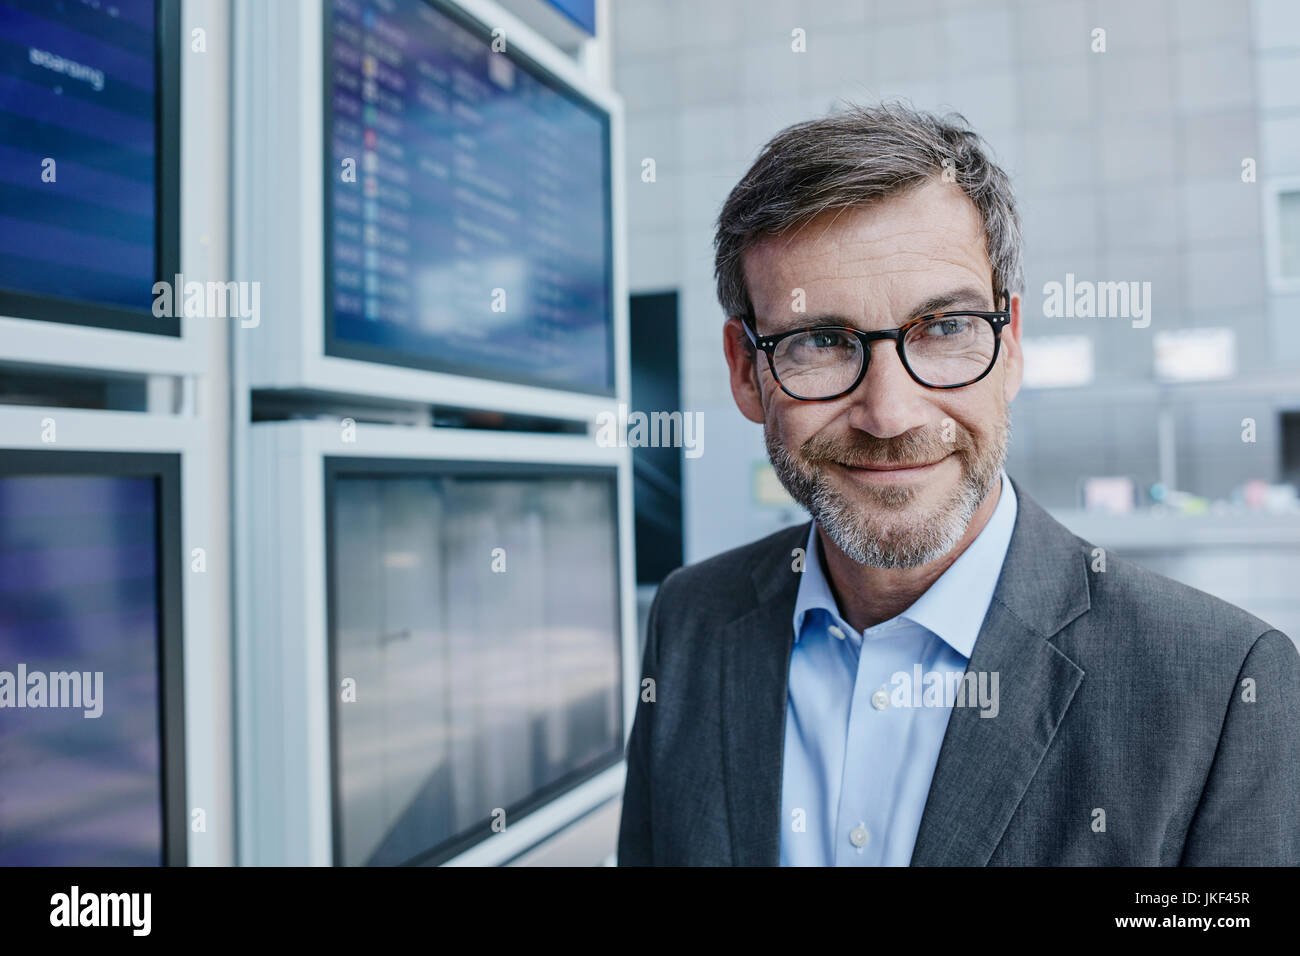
left=1001, top=292, right=1023, bottom=405
left=723, top=317, right=766, bottom=424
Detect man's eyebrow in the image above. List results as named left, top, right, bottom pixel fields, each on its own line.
left=904, top=286, right=994, bottom=317
left=762, top=312, right=854, bottom=333
left=756, top=286, right=994, bottom=334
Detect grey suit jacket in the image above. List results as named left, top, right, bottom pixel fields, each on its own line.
left=617, top=478, right=1300, bottom=865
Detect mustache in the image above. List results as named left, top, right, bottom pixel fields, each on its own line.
left=799, top=426, right=972, bottom=469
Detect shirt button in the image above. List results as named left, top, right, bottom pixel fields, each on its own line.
left=849, top=825, right=869, bottom=848
left=827, top=624, right=846, bottom=640
left=871, top=690, right=890, bottom=710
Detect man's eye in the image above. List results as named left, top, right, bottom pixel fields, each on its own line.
left=924, top=317, right=972, bottom=336
left=807, top=330, right=851, bottom=348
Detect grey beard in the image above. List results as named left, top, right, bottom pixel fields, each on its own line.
left=765, top=414, right=1010, bottom=569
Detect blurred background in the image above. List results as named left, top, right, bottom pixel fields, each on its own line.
left=0, top=0, right=1297, bottom=869
left=616, top=0, right=1300, bottom=642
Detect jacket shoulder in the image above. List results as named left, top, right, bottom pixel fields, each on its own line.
left=653, top=521, right=809, bottom=618
left=1093, top=548, right=1271, bottom=631
left=1068, top=534, right=1285, bottom=666
left=1008, top=483, right=1284, bottom=663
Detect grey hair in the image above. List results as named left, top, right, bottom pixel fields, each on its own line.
left=713, top=101, right=1024, bottom=326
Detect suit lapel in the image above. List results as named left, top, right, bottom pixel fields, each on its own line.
left=719, top=522, right=808, bottom=866
left=910, top=480, right=1089, bottom=865
left=717, top=483, right=1091, bottom=866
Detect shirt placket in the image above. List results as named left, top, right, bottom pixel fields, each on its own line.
left=834, top=624, right=912, bottom=866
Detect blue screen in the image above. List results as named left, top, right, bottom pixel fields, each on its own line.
left=0, top=474, right=164, bottom=866
left=544, top=0, right=595, bottom=35
left=327, top=0, right=614, bottom=393
left=0, top=0, right=158, bottom=313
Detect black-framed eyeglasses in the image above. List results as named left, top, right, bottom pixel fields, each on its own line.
left=741, top=291, right=1012, bottom=401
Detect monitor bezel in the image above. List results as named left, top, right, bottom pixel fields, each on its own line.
left=0, top=0, right=182, bottom=337
left=322, top=454, right=624, bottom=867
left=319, top=0, right=617, bottom=396
left=0, top=448, right=187, bottom=866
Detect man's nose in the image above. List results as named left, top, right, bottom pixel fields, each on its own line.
left=842, top=339, right=934, bottom=439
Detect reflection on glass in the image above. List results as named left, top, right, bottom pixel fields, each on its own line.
left=326, top=0, right=613, bottom=391
left=331, top=471, right=621, bottom=866
left=0, top=0, right=160, bottom=312
left=0, top=476, right=163, bottom=866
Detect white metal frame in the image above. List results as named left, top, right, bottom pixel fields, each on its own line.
left=0, top=406, right=221, bottom=865
left=232, top=0, right=629, bottom=423
left=1262, top=175, right=1300, bottom=295
left=0, top=0, right=215, bottom=378
left=242, top=419, right=636, bottom=866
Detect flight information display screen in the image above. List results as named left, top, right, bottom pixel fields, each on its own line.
left=327, top=462, right=622, bottom=866
left=0, top=0, right=177, bottom=334
left=325, top=0, right=614, bottom=393
left=0, top=471, right=168, bottom=865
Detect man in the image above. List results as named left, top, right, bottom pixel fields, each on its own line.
left=617, top=103, right=1300, bottom=866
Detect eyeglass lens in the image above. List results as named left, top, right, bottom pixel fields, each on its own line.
left=770, top=315, right=997, bottom=398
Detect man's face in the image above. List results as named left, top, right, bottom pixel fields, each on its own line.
left=722, top=178, right=1024, bottom=568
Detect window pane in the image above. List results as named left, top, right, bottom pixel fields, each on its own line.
left=1279, top=189, right=1300, bottom=280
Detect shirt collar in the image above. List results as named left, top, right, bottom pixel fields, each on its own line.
left=790, top=470, right=1018, bottom=660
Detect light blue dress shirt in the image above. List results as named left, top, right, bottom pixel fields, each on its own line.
left=779, top=471, right=1018, bottom=866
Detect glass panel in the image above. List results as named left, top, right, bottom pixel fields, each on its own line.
left=773, top=329, right=862, bottom=397
left=904, top=315, right=995, bottom=385
left=326, top=0, right=614, bottom=391
left=331, top=470, right=621, bottom=866
left=0, top=475, right=164, bottom=865
left=1278, top=189, right=1300, bottom=281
